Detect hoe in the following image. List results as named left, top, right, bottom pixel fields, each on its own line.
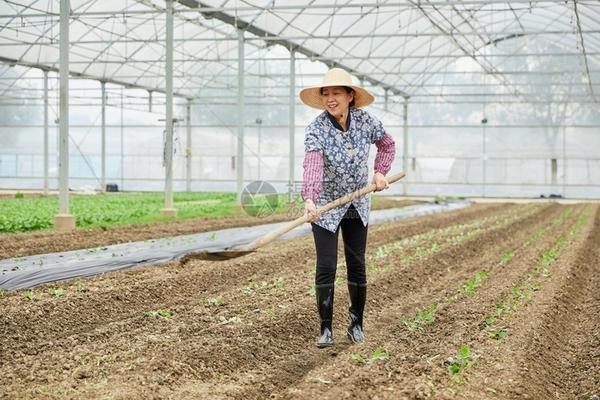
left=181, top=171, right=406, bottom=263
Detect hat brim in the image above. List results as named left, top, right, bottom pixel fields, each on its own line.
left=299, top=84, right=374, bottom=110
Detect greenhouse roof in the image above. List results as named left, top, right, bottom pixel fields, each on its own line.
left=1, top=0, right=599, bottom=103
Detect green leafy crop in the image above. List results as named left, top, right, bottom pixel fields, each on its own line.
left=208, top=296, right=224, bottom=306
left=146, top=308, right=172, bottom=319
left=351, top=347, right=390, bottom=365
left=402, top=303, right=438, bottom=332
left=22, top=289, right=33, bottom=301
left=457, top=271, right=488, bottom=297
left=446, top=345, right=478, bottom=384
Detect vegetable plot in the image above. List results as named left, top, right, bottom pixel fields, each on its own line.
left=0, top=203, right=597, bottom=400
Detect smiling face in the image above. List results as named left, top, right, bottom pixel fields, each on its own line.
left=320, top=86, right=354, bottom=119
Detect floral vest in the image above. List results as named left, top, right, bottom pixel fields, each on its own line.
left=304, top=108, right=386, bottom=232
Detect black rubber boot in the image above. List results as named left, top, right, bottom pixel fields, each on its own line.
left=347, top=284, right=366, bottom=343
left=316, top=286, right=335, bottom=348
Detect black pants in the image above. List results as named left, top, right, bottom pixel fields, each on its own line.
left=312, top=204, right=368, bottom=288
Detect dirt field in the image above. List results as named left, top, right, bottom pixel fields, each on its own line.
left=1, top=202, right=598, bottom=399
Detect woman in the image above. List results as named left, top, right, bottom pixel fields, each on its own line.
left=299, top=68, right=396, bottom=348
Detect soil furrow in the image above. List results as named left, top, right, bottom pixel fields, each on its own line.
left=4, top=203, right=596, bottom=400
left=90, top=204, right=543, bottom=399
left=465, top=204, right=599, bottom=400
left=274, top=204, right=570, bottom=399
left=0, top=205, right=510, bottom=370
left=0, top=204, right=503, bottom=354
left=0, top=204, right=518, bottom=398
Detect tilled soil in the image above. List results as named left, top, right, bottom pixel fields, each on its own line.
left=0, top=198, right=420, bottom=260
left=0, top=202, right=598, bottom=400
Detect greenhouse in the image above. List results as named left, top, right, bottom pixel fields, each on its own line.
left=0, top=1, right=599, bottom=399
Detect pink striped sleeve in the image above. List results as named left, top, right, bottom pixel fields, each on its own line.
left=374, top=132, right=396, bottom=176
left=301, top=151, right=323, bottom=202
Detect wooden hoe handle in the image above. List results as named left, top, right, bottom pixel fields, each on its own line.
left=239, top=171, right=406, bottom=252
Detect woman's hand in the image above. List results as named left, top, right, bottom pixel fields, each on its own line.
left=304, top=199, right=320, bottom=222
left=372, top=172, right=390, bottom=192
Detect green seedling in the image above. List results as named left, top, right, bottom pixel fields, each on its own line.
left=511, top=282, right=539, bottom=302
left=458, top=271, right=488, bottom=297
left=554, top=237, right=568, bottom=248
left=367, top=262, right=379, bottom=273
left=510, top=286, right=525, bottom=301
left=75, top=283, right=89, bottom=293
left=528, top=269, right=540, bottom=278
left=263, top=308, right=275, bottom=318
left=51, top=288, right=65, bottom=297
left=146, top=309, right=172, bottom=319
left=334, top=276, right=345, bottom=286
left=351, top=353, right=367, bottom=363
left=208, top=232, right=217, bottom=241
left=552, top=208, right=573, bottom=226
left=22, top=289, right=33, bottom=301
left=489, top=328, right=508, bottom=340
left=14, top=192, right=24, bottom=199
left=482, top=316, right=497, bottom=327
left=243, top=281, right=265, bottom=294
left=219, top=315, right=241, bottom=325
left=427, top=376, right=436, bottom=392
left=374, top=246, right=390, bottom=259
left=381, top=263, right=394, bottom=272
left=370, top=347, right=390, bottom=362
left=530, top=228, right=546, bottom=241
left=243, top=277, right=284, bottom=294
left=351, top=347, right=390, bottom=365
left=499, top=251, right=514, bottom=265
left=446, top=345, right=478, bottom=384
left=523, top=282, right=542, bottom=292
left=0, top=288, right=6, bottom=298
left=400, top=255, right=414, bottom=265
left=208, top=296, right=224, bottom=306
left=402, top=303, right=438, bottom=332
left=537, top=248, right=559, bottom=266
left=541, top=267, right=551, bottom=278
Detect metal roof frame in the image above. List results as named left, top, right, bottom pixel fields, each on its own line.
left=0, top=0, right=598, bottom=104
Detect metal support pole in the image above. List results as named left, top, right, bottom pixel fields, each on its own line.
left=562, top=124, right=567, bottom=197
left=402, top=98, right=409, bottom=196
left=288, top=50, right=296, bottom=203
left=120, top=87, right=124, bottom=191
left=257, top=118, right=262, bottom=179
left=148, top=90, right=153, bottom=113
left=43, top=69, right=49, bottom=196
left=54, top=0, right=75, bottom=230
left=186, top=98, right=192, bottom=192
left=384, top=89, right=389, bottom=112
left=236, top=29, right=245, bottom=204
left=482, top=124, right=487, bottom=197
left=161, top=0, right=176, bottom=216
left=101, top=81, right=106, bottom=192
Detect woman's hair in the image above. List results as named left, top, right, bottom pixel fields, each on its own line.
left=320, top=86, right=356, bottom=108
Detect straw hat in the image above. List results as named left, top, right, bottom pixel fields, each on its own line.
left=299, top=68, right=374, bottom=110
